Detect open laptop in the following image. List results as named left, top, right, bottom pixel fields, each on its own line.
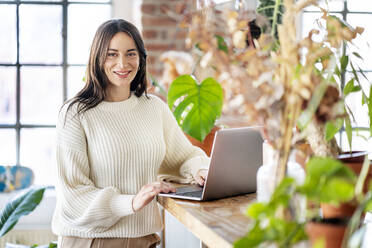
left=159, top=127, right=263, bottom=201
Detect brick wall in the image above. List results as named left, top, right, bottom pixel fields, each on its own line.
left=141, top=0, right=192, bottom=77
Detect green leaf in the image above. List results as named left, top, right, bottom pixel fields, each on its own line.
left=340, top=55, right=349, bottom=73
left=49, top=242, right=58, bottom=248
left=215, top=35, right=228, bottom=54
left=355, top=156, right=370, bottom=197
left=234, top=223, right=265, bottom=248
left=358, top=66, right=369, bottom=82
left=352, top=52, right=363, bottom=60
left=322, top=178, right=354, bottom=203
left=343, top=78, right=361, bottom=96
left=271, top=177, right=295, bottom=201
left=346, top=103, right=356, bottom=123
left=350, top=61, right=360, bottom=83
left=325, top=118, right=343, bottom=141
left=300, top=157, right=356, bottom=203
left=195, top=43, right=202, bottom=51
left=257, top=0, right=283, bottom=40
left=365, top=199, right=372, bottom=212
left=246, top=202, right=267, bottom=219
left=362, top=93, right=367, bottom=105
left=0, top=187, right=46, bottom=237
left=345, top=115, right=353, bottom=151
left=313, top=239, right=326, bottom=248
left=167, top=75, right=223, bottom=141
left=334, top=66, right=341, bottom=78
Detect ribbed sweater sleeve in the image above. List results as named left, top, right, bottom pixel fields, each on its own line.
left=157, top=99, right=210, bottom=183
left=55, top=104, right=134, bottom=233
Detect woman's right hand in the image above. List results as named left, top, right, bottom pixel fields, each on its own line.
left=132, top=181, right=176, bottom=212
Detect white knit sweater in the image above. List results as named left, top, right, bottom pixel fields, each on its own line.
left=52, top=94, right=210, bottom=238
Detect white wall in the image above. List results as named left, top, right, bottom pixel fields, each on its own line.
left=112, top=0, right=142, bottom=31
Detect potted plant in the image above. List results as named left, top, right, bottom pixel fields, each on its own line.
left=235, top=156, right=370, bottom=248
left=167, top=74, right=224, bottom=156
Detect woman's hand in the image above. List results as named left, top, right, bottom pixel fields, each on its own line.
left=195, top=169, right=208, bottom=186
left=132, top=181, right=176, bottom=212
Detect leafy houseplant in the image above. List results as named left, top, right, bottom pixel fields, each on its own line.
left=0, top=186, right=57, bottom=247
left=0, top=186, right=57, bottom=248
left=0, top=187, right=46, bottom=237
left=235, top=156, right=367, bottom=248
left=167, top=74, right=223, bottom=155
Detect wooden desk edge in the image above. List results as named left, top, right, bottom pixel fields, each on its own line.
left=158, top=196, right=235, bottom=248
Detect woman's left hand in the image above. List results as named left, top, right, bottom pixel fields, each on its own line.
left=195, top=169, right=208, bottom=186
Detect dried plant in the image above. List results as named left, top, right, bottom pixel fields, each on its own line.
left=171, top=0, right=364, bottom=185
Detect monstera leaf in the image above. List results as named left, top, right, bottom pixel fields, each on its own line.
left=0, top=187, right=46, bottom=237
left=167, top=75, right=223, bottom=142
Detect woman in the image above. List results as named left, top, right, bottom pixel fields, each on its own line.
left=52, top=19, right=209, bottom=247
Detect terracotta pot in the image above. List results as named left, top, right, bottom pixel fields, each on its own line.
left=321, top=151, right=371, bottom=219
left=306, top=218, right=347, bottom=248
left=339, top=151, right=372, bottom=194
left=321, top=201, right=357, bottom=219
left=186, top=126, right=221, bottom=156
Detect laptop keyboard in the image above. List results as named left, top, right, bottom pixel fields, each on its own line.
left=177, top=190, right=203, bottom=198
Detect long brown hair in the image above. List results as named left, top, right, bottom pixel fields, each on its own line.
left=65, top=19, right=148, bottom=116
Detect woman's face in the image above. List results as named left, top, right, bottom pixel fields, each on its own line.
left=104, top=32, right=140, bottom=89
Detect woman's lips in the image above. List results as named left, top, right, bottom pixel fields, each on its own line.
left=114, top=71, right=130, bottom=78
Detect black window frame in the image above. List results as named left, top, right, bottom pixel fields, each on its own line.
left=0, top=0, right=112, bottom=166
left=303, top=1, right=372, bottom=149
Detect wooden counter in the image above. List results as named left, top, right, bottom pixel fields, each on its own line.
left=157, top=193, right=256, bottom=248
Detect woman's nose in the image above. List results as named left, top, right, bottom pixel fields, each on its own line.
left=117, top=56, right=128, bottom=68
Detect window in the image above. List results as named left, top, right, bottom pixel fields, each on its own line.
left=0, top=0, right=111, bottom=185
left=302, top=0, right=372, bottom=152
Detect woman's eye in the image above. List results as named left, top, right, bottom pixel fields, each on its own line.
left=127, top=52, right=137, bottom=57
left=107, top=53, right=117, bottom=57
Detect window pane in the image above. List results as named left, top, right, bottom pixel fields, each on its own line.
left=302, top=12, right=323, bottom=41
left=19, top=4, right=63, bottom=64
left=346, top=14, right=372, bottom=70
left=0, top=5, right=17, bottom=64
left=0, top=66, right=16, bottom=124
left=348, top=0, right=372, bottom=12
left=0, top=129, right=16, bottom=165
left=68, top=4, right=111, bottom=64
left=68, top=0, right=110, bottom=2
left=338, top=131, right=371, bottom=155
left=20, top=128, right=56, bottom=185
left=301, top=12, right=342, bottom=42
left=20, top=67, right=62, bottom=125
left=23, top=0, right=62, bottom=2
left=67, top=66, right=86, bottom=99
left=344, top=72, right=371, bottom=128
left=304, top=0, right=344, bottom=11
